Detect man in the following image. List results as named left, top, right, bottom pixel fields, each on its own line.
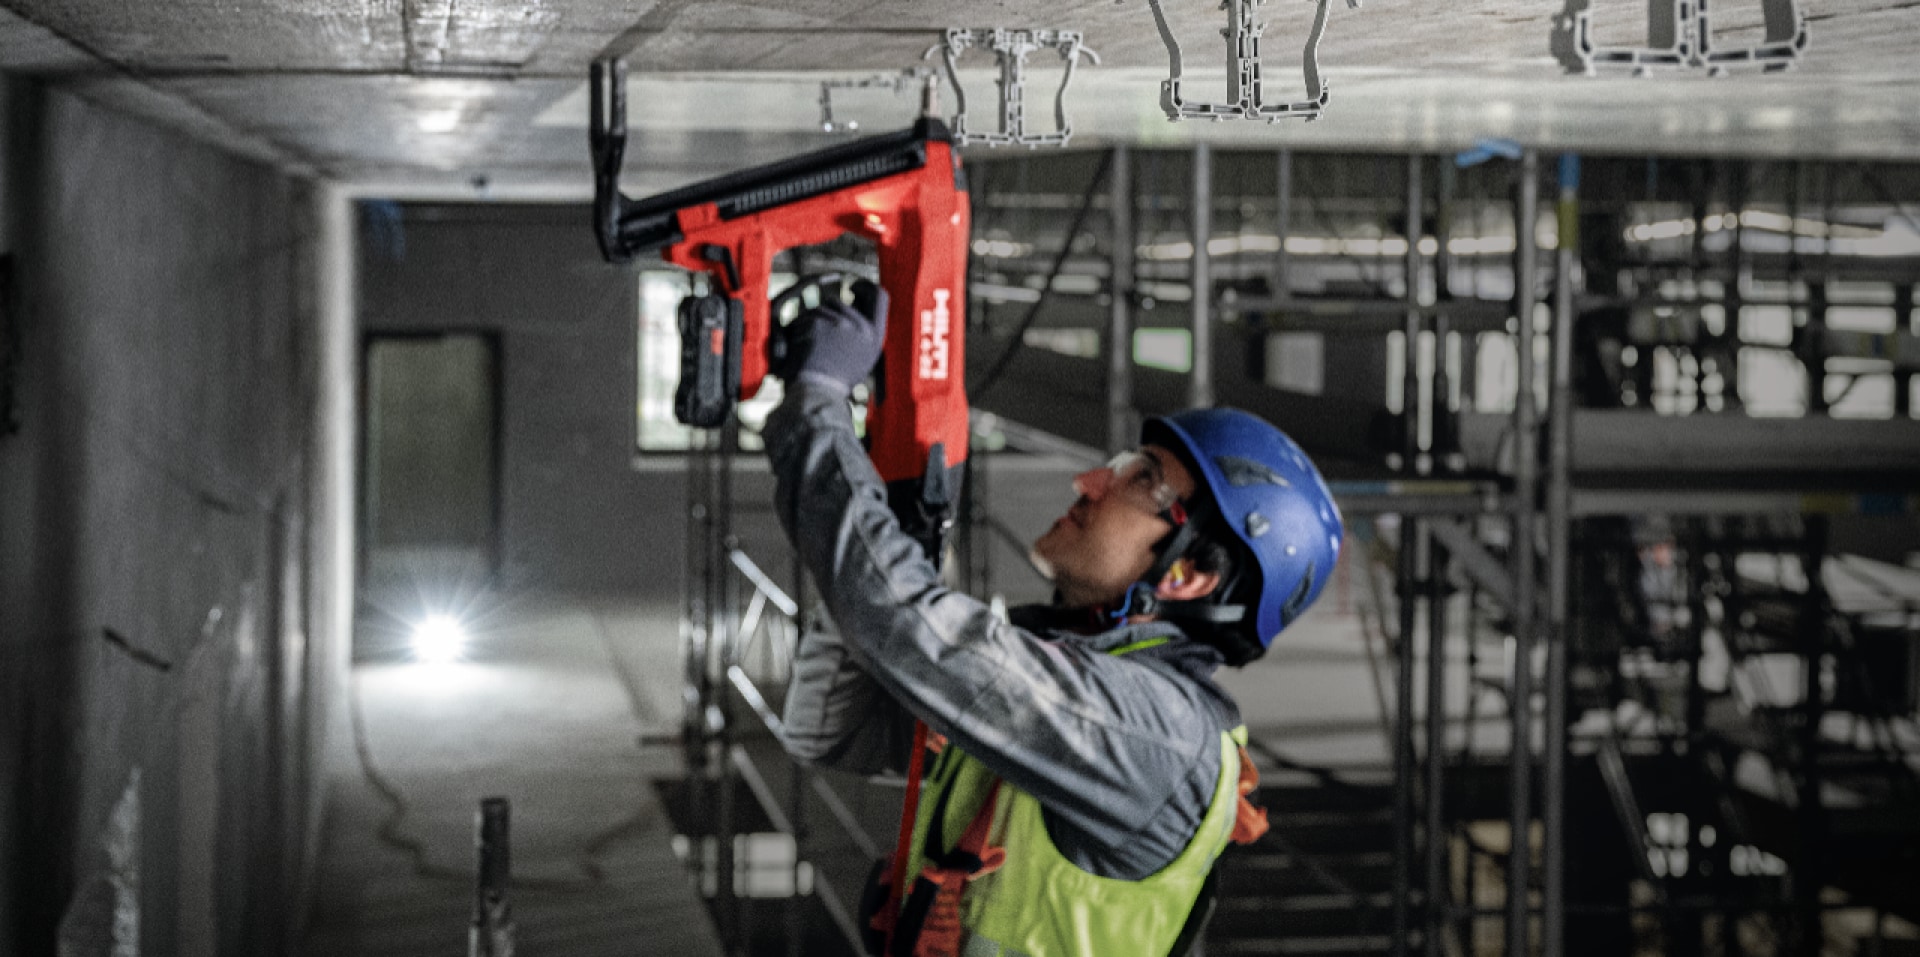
left=765, top=282, right=1343, bottom=957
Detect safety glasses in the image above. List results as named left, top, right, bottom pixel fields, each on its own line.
left=1075, top=449, right=1183, bottom=516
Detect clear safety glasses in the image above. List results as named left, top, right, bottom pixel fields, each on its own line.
left=1075, top=449, right=1182, bottom=515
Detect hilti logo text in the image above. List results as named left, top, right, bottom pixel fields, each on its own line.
left=919, top=289, right=952, bottom=381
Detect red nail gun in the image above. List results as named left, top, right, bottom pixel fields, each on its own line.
left=590, top=60, right=971, bottom=562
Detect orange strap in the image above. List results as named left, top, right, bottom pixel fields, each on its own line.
left=886, top=720, right=932, bottom=917
left=1230, top=744, right=1270, bottom=845
left=907, top=781, right=1005, bottom=957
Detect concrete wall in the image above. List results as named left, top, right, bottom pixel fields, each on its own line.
left=0, top=77, right=335, bottom=957
left=358, top=203, right=671, bottom=596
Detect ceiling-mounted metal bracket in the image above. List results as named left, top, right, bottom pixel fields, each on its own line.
left=924, top=28, right=1100, bottom=148
left=1146, top=0, right=1360, bottom=123
left=588, top=58, right=638, bottom=264
left=1694, top=0, right=1808, bottom=74
left=1554, top=0, right=1808, bottom=76
left=818, top=67, right=936, bottom=134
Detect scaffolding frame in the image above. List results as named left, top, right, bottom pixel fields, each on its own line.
left=667, top=148, right=1920, bottom=957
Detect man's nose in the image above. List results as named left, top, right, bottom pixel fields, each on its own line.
left=1072, top=467, right=1112, bottom=500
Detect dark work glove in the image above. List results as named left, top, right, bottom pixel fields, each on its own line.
left=771, top=279, right=888, bottom=394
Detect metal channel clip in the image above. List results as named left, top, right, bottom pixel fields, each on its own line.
left=818, top=67, right=936, bottom=133
left=1554, top=0, right=1809, bottom=76
left=1145, top=0, right=1361, bottom=123
left=924, top=28, right=1100, bottom=148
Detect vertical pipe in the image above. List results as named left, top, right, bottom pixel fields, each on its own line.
left=1508, top=149, right=1541, bottom=957
left=1425, top=531, right=1449, bottom=957
left=1392, top=152, right=1423, bottom=957
left=685, top=412, right=727, bottom=943
left=1544, top=154, right=1580, bottom=957
left=1461, top=582, right=1484, bottom=955
left=1276, top=149, right=1294, bottom=298
left=788, top=547, right=810, bottom=957
left=686, top=426, right=713, bottom=840
left=303, top=185, right=357, bottom=922
left=1434, top=163, right=1458, bottom=471
left=1728, top=164, right=1750, bottom=414
left=1894, top=283, right=1913, bottom=418
left=1458, top=165, right=1482, bottom=412
left=978, top=439, right=995, bottom=599
left=1405, top=154, right=1426, bottom=471
left=1683, top=527, right=1714, bottom=957
left=715, top=418, right=741, bottom=953
left=1109, top=145, right=1137, bottom=454
left=1794, top=518, right=1829, bottom=957
left=957, top=453, right=976, bottom=594
left=1805, top=280, right=1829, bottom=416
left=1393, top=516, right=1419, bottom=957
left=1436, top=163, right=1456, bottom=305
left=1191, top=142, right=1214, bottom=408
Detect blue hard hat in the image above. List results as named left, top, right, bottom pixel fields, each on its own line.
left=1146, top=408, right=1344, bottom=649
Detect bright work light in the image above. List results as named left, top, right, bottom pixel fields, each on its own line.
left=409, top=614, right=469, bottom=664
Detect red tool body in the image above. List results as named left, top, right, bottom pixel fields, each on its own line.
left=592, top=61, right=971, bottom=559
left=658, top=144, right=971, bottom=489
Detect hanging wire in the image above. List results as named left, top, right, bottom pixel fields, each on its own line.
left=970, top=149, right=1116, bottom=401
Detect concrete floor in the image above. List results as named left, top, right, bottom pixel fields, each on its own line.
left=300, top=593, right=722, bottom=957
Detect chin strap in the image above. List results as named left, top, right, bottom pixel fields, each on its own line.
left=1114, top=582, right=1247, bottom=624
left=1104, top=498, right=1247, bottom=628
left=1105, top=499, right=1251, bottom=626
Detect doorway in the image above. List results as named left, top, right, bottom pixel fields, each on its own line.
left=360, top=333, right=501, bottom=592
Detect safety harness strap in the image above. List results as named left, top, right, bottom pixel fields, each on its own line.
left=883, top=779, right=1006, bottom=957
left=874, top=720, right=934, bottom=952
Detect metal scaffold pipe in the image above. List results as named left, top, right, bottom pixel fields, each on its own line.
left=1191, top=141, right=1214, bottom=408
left=1275, top=149, right=1293, bottom=297
left=1425, top=530, right=1449, bottom=957
left=1508, top=148, right=1541, bottom=957
left=1426, top=158, right=1457, bottom=957
left=1392, top=152, right=1423, bottom=957
left=1543, top=154, right=1579, bottom=957
left=1109, top=144, right=1136, bottom=454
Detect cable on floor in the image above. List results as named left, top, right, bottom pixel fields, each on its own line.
left=348, top=668, right=634, bottom=892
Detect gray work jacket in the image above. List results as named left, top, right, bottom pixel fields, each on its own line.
left=768, top=380, right=1242, bottom=880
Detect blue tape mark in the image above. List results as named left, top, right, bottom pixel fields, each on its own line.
left=1559, top=154, right=1582, bottom=191
left=1455, top=138, right=1524, bottom=169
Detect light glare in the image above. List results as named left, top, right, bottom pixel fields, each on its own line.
left=417, top=109, right=462, bottom=134
left=410, top=614, right=468, bottom=663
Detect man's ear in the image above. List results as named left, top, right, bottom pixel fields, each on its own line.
left=1155, top=560, right=1221, bottom=602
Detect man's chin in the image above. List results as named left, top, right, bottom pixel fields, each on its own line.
left=1028, top=548, right=1056, bottom=583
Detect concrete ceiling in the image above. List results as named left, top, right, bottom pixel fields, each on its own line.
left=2, top=0, right=1917, bottom=197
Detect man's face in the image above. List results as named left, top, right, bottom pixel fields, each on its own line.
left=1031, top=444, right=1198, bottom=609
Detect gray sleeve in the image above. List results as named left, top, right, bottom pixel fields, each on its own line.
left=765, top=381, right=1223, bottom=875
left=780, top=612, right=915, bottom=775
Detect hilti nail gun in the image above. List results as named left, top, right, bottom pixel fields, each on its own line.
left=589, top=60, right=971, bottom=562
